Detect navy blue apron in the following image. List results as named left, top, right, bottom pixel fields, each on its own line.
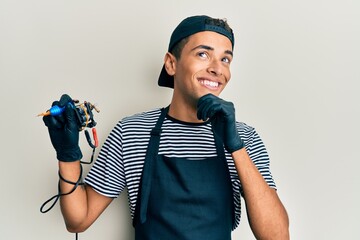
left=134, top=107, right=234, bottom=240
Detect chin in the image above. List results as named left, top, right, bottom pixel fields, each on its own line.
left=201, top=89, right=222, bottom=97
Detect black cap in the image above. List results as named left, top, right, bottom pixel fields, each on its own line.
left=158, top=15, right=235, bottom=88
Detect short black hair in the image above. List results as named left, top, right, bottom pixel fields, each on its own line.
left=170, top=37, right=190, bottom=59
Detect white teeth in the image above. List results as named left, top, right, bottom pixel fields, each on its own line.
left=200, top=80, right=219, bottom=87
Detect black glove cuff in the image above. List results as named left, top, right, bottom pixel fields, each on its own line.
left=226, top=139, right=245, bottom=153
left=56, top=146, right=83, bottom=162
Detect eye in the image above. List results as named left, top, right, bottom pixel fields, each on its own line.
left=222, top=56, right=231, bottom=63
left=197, top=52, right=208, bottom=58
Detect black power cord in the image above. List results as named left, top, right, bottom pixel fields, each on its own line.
left=40, top=129, right=97, bottom=213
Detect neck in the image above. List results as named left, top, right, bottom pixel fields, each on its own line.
left=168, top=98, right=203, bottom=123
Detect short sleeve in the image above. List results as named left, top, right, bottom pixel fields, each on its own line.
left=85, top=122, right=126, bottom=198
left=236, top=122, right=277, bottom=199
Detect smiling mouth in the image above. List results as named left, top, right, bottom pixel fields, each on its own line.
left=198, top=79, right=219, bottom=88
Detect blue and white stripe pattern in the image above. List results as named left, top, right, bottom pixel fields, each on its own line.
left=85, top=108, right=276, bottom=229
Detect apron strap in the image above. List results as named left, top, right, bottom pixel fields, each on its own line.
left=211, top=116, right=236, bottom=228
left=137, top=106, right=168, bottom=224
left=211, top=117, right=226, bottom=160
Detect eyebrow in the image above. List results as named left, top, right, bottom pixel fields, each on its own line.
left=191, top=45, right=233, bottom=56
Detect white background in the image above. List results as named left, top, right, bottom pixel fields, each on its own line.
left=1, top=0, right=359, bottom=239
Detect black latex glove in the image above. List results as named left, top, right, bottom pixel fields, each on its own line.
left=43, top=94, right=82, bottom=162
left=197, top=94, right=244, bottom=153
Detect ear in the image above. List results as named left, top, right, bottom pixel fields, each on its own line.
left=164, top=52, right=176, bottom=76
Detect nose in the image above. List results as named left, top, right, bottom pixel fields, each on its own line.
left=207, top=59, right=222, bottom=76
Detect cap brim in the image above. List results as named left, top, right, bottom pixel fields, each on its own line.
left=158, top=65, right=174, bottom=88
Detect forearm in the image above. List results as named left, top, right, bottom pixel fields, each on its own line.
left=232, top=149, right=289, bottom=240
left=58, top=161, right=89, bottom=232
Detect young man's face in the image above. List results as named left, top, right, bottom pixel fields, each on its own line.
left=171, top=31, right=233, bottom=106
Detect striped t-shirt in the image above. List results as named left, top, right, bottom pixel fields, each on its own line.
left=85, top=108, right=276, bottom=230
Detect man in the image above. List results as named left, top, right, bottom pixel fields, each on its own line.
left=43, top=15, right=289, bottom=239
